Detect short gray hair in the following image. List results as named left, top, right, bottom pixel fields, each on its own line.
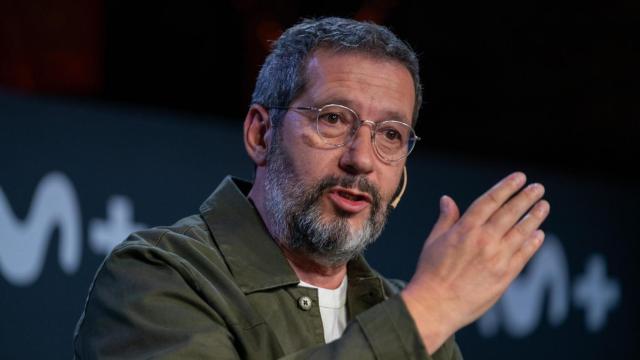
left=251, top=17, right=422, bottom=127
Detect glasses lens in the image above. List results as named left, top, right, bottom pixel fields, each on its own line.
left=374, top=121, right=416, bottom=160
left=316, top=105, right=357, bottom=145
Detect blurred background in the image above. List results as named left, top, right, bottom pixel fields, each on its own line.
left=1, top=0, right=638, bottom=358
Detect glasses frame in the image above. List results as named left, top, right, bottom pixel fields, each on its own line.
left=268, top=104, right=421, bottom=162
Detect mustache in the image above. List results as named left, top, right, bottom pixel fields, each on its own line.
left=313, top=175, right=382, bottom=212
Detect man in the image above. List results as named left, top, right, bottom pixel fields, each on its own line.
left=74, top=17, right=549, bottom=359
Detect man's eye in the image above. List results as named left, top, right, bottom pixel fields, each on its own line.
left=383, top=129, right=402, bottom=141
left=321, top=113, right=342, bottom=125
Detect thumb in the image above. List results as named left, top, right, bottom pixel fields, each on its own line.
left=427, top=195, right=460, bottom=243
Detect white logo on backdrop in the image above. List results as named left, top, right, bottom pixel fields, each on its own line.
left=0, top=171, right=623, bottom=335
left=477, top=235, right=621, bottom=336
left=0, top=172, right=81, bottom=286
left=89, top=196, right=145, bottom=255
left=0, top=171, right=145, bottom=287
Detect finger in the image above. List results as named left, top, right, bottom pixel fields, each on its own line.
left=427, top=195, right=460, bottom=243
left=484, top=183, right=545, bottom=237
left=460, top=172, right=527, bottom=226
left=504, top=200, right=550, bottom=249
left=510, top=229, right=546, bottom=276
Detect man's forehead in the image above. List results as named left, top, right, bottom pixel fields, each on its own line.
left=304, top=48, right=412, bottom=80
left=298, top=49, right=416, bottom=123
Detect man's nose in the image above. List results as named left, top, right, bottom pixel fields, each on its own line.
left=338, top=125, right=375, bottom=175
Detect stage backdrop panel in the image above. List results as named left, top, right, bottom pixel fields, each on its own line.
left=1, top=92, right=637, bottom=359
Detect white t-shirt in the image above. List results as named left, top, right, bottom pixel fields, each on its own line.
left=298, top=277, right=348, bottom=343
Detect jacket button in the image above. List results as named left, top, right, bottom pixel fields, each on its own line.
left=298, top=296, right=313, bottom=311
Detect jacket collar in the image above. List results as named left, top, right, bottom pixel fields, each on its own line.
left=199, top=176, right=386, bottom=300
left=199, top=176, right=299, bottom=294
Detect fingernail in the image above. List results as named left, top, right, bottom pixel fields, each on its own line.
left=440, top=195, right=449, bottom=211
left=511, top=172, right=526, bottom=186
left=527, top=183, right=544, bottom=195
left=534, top=201, right=549, bottom=216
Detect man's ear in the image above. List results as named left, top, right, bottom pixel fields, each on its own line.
left=243, top=104, right=272, bottom=166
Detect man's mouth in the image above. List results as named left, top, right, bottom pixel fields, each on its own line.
left=327, top=187, right=372, bottom=214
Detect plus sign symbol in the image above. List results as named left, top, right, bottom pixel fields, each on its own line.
left=573, top=254, right=621, bottom=332
left=89, top=195, right=146, bottom=255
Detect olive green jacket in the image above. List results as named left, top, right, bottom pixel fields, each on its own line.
left=74, top=176, right=462, bottom=359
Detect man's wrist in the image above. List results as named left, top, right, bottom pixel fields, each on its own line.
left=400, top=285, right=453, bottom=355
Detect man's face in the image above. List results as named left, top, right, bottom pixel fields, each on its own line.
left=263, top=49, right=416, bottom=266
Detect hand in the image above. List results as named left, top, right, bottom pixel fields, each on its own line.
left=401, top=172, right=550, bottom=354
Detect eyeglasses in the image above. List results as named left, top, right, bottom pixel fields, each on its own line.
left=268, top=104, right=420, bottom=162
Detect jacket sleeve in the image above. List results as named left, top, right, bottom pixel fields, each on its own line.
left=74, top=238, right=462, bottom=360
left=74, top=240, right=243, bottom=360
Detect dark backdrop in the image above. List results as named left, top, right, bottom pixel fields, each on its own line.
left=1, top=92, right=637, bottom=358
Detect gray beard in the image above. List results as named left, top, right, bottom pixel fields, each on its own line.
left=264, top=132, right=388, bottom=267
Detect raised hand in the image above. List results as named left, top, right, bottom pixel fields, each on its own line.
left=401, top=172, right=550, bottom=354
